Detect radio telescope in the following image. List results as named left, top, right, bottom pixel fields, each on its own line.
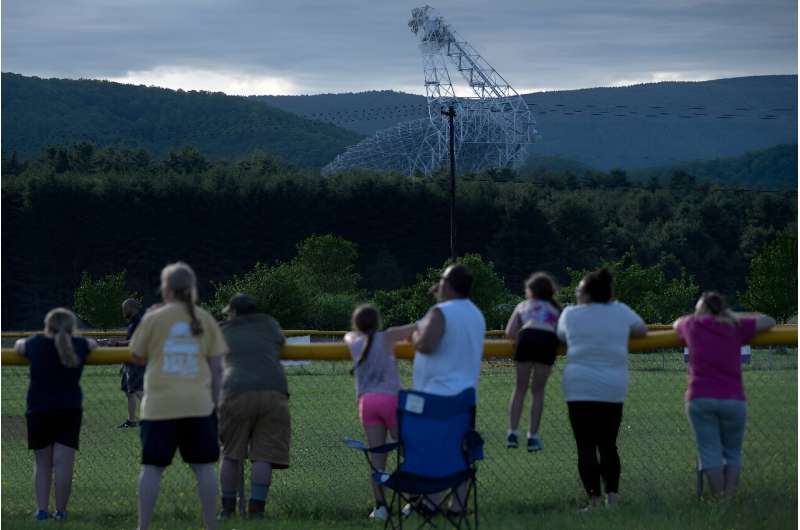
left=323, top=6, right=537, bottom=176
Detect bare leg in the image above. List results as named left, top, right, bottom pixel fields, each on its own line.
left=52, top=444, right=76, bottom=512
left=127, top=394, right=138, bottom=422
left=137, top=465, right=164, bottom=530
left=251, top=461, right=273, bottom=489
left=191, top=463, right=218, bottom=530
left=528, top=363, right=552, bottom=436
left=703, top=467, right=724, bottom=496
left=250, top=461, right=273, bottom=517
left=33, top=445, right=54, bottom=512
left=723, top=464, right=740, bottom=494
left=364, top=424, right=389, bottom=505
left=219, top=457, right=241, bottom=496
left=508, top=362, right=532, bottom=431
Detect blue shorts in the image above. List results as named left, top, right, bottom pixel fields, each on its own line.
left=140, top=413, right=219, bottom=467
left=686, top=399, right=746, bottom=470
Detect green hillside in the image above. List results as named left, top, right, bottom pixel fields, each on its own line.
left=257, top=76, right=797, bottom=171
left=633, top=144, right=798, bottom=189
left=1, top=73, right=363, bottom=166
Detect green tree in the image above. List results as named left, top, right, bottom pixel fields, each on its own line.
left=558, top=252, right=699, bottom=324
left=375, top=254, right=515, bottom=329
left=73, top=271, right=139, bottom=329
left=293, top=234, right=360, bottom=294
left=208, top=262, right=309, bottom=328
left=209, top=234, right=364, bottom=329
left=739, top=229, right=798, bottom=321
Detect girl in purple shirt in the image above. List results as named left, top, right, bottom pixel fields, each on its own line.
left=674, top=292, right=775, bottom=496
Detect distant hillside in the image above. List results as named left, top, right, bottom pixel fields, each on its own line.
left=635, top=144, right=798, bottom=189
left=1, top=73, right=362, bottom=166
left=255, top=76, right=797, bottom=171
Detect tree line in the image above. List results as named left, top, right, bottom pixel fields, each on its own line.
left=2, top=144, right=796, bottom=329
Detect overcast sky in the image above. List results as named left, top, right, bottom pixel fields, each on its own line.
left=2, top=0, right=797, bottom=95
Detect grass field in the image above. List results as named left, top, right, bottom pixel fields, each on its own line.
left=2, top=350, right=796, bottom=529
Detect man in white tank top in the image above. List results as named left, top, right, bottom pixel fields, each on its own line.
left=411, top=264, right=486, bottom=398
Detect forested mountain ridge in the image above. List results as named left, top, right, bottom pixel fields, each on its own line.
left=1, top=73, right=363, bottom=166
left=630, top=144, right=797, bottom=189
left=256, top=75, right=797, bottom=170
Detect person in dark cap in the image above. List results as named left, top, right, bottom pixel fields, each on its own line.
left=114, top=298, right=145, bottom=428
left=216, top=293, right=290, bottom=520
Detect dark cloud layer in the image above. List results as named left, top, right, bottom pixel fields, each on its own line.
left=2, top=0, right=796, bottom=94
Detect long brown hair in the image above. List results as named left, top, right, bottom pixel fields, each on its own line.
left=162, top=262, right=203, bottom=336
left=350, top=304, right=381, bottom=375
left=44, top=308, right=80, bottom=368
left=525, top=272, right=561, bottom=311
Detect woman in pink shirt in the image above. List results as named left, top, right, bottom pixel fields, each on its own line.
left=674, top=292, right=775, bottom=496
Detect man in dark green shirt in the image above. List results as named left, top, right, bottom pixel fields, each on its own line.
left=217, top=293, right=290, bottom=520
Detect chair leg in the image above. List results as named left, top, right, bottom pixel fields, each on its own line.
left=696, top=458, right=703, bottom=498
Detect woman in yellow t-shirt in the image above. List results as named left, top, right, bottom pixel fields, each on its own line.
left=130, top=262, right=228, bottom=530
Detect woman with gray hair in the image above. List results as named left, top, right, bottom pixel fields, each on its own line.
left=130, top=262, right=228, bottom=530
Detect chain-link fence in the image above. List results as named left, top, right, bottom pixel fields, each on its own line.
left=1, top=347, right=797, bottom=520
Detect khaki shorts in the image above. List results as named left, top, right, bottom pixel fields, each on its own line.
left=219, top=390, right=291, bottom=468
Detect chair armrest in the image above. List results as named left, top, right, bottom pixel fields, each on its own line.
left=366, top=442, right=399, bottom=454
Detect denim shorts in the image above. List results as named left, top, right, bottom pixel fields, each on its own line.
left=686, top=399, right=746, bottom=470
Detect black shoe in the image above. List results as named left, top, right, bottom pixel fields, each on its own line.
left=218, top=496, right=236, bottom=520
left=216, top=509, right=235, bottom=521
left=117, top=420, right=138, bottom=428
left=248, top=499, right=266, bottom=519
left=506, top=432, right=519, bottom=448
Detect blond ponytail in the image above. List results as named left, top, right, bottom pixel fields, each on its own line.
left=44, top=308, right=80, bottom=368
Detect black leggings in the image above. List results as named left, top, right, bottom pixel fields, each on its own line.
left=567, top=401, right=623, bottom=496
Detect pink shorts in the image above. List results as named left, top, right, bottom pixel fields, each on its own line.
left=358, top=393, right=398, bottom=429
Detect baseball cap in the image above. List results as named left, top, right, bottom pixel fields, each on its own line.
left=223, top=293, right=257, bottom=315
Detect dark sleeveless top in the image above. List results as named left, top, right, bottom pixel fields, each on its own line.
left=25, top=335, right=91, bottom=413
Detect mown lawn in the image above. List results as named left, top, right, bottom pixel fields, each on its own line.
left=2, top=350, right=796, bottom=528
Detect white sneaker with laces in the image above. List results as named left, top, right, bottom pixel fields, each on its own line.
left=370, top=505, right=389, bottom=521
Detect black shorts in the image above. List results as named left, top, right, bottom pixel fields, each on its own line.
left=140, top=413, right=220, bottom=467
left=121, top=363, right=145, bottom=394
left=514, top=328, right=559, bottom=365
left=26, top=409, right=82, bottom=451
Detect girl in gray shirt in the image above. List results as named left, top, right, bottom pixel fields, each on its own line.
left=344, top=304, right=416, bottom=521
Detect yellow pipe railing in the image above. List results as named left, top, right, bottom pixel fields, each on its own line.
left=2, top=326, right=795, bottom=366
left=1, top=324, right=677, bottom=340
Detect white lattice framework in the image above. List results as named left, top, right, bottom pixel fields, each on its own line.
left=323, top=5, right=537, bottom=176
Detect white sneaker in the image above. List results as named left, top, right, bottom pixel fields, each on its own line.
left=370, top=505, right=389, bottom=521
left=401, top=503, right=414, bottom=518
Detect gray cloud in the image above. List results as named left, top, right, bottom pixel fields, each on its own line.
left=2, top=0, right=796, bottom=94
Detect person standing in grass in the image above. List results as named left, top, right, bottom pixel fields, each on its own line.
left=217, top=293, right=291, bottom=520
left=345, top=304, right=416, bottom=521
left=504, top=272, right=561, bottom=452
left=130, top=262, right=228, bottom=530
left=674, top=292, right=775, bottom=496
left=15, top=308, right=97, bottom=522
left=557, top=268, right=647, bottom=510
left=114, top=298, right=145, bottom=428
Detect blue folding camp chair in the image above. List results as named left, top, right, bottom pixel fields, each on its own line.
left=345, top=388, right=484, bottom=529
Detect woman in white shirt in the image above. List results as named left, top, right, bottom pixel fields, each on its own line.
left=557, top=268, right=647, bottom=510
